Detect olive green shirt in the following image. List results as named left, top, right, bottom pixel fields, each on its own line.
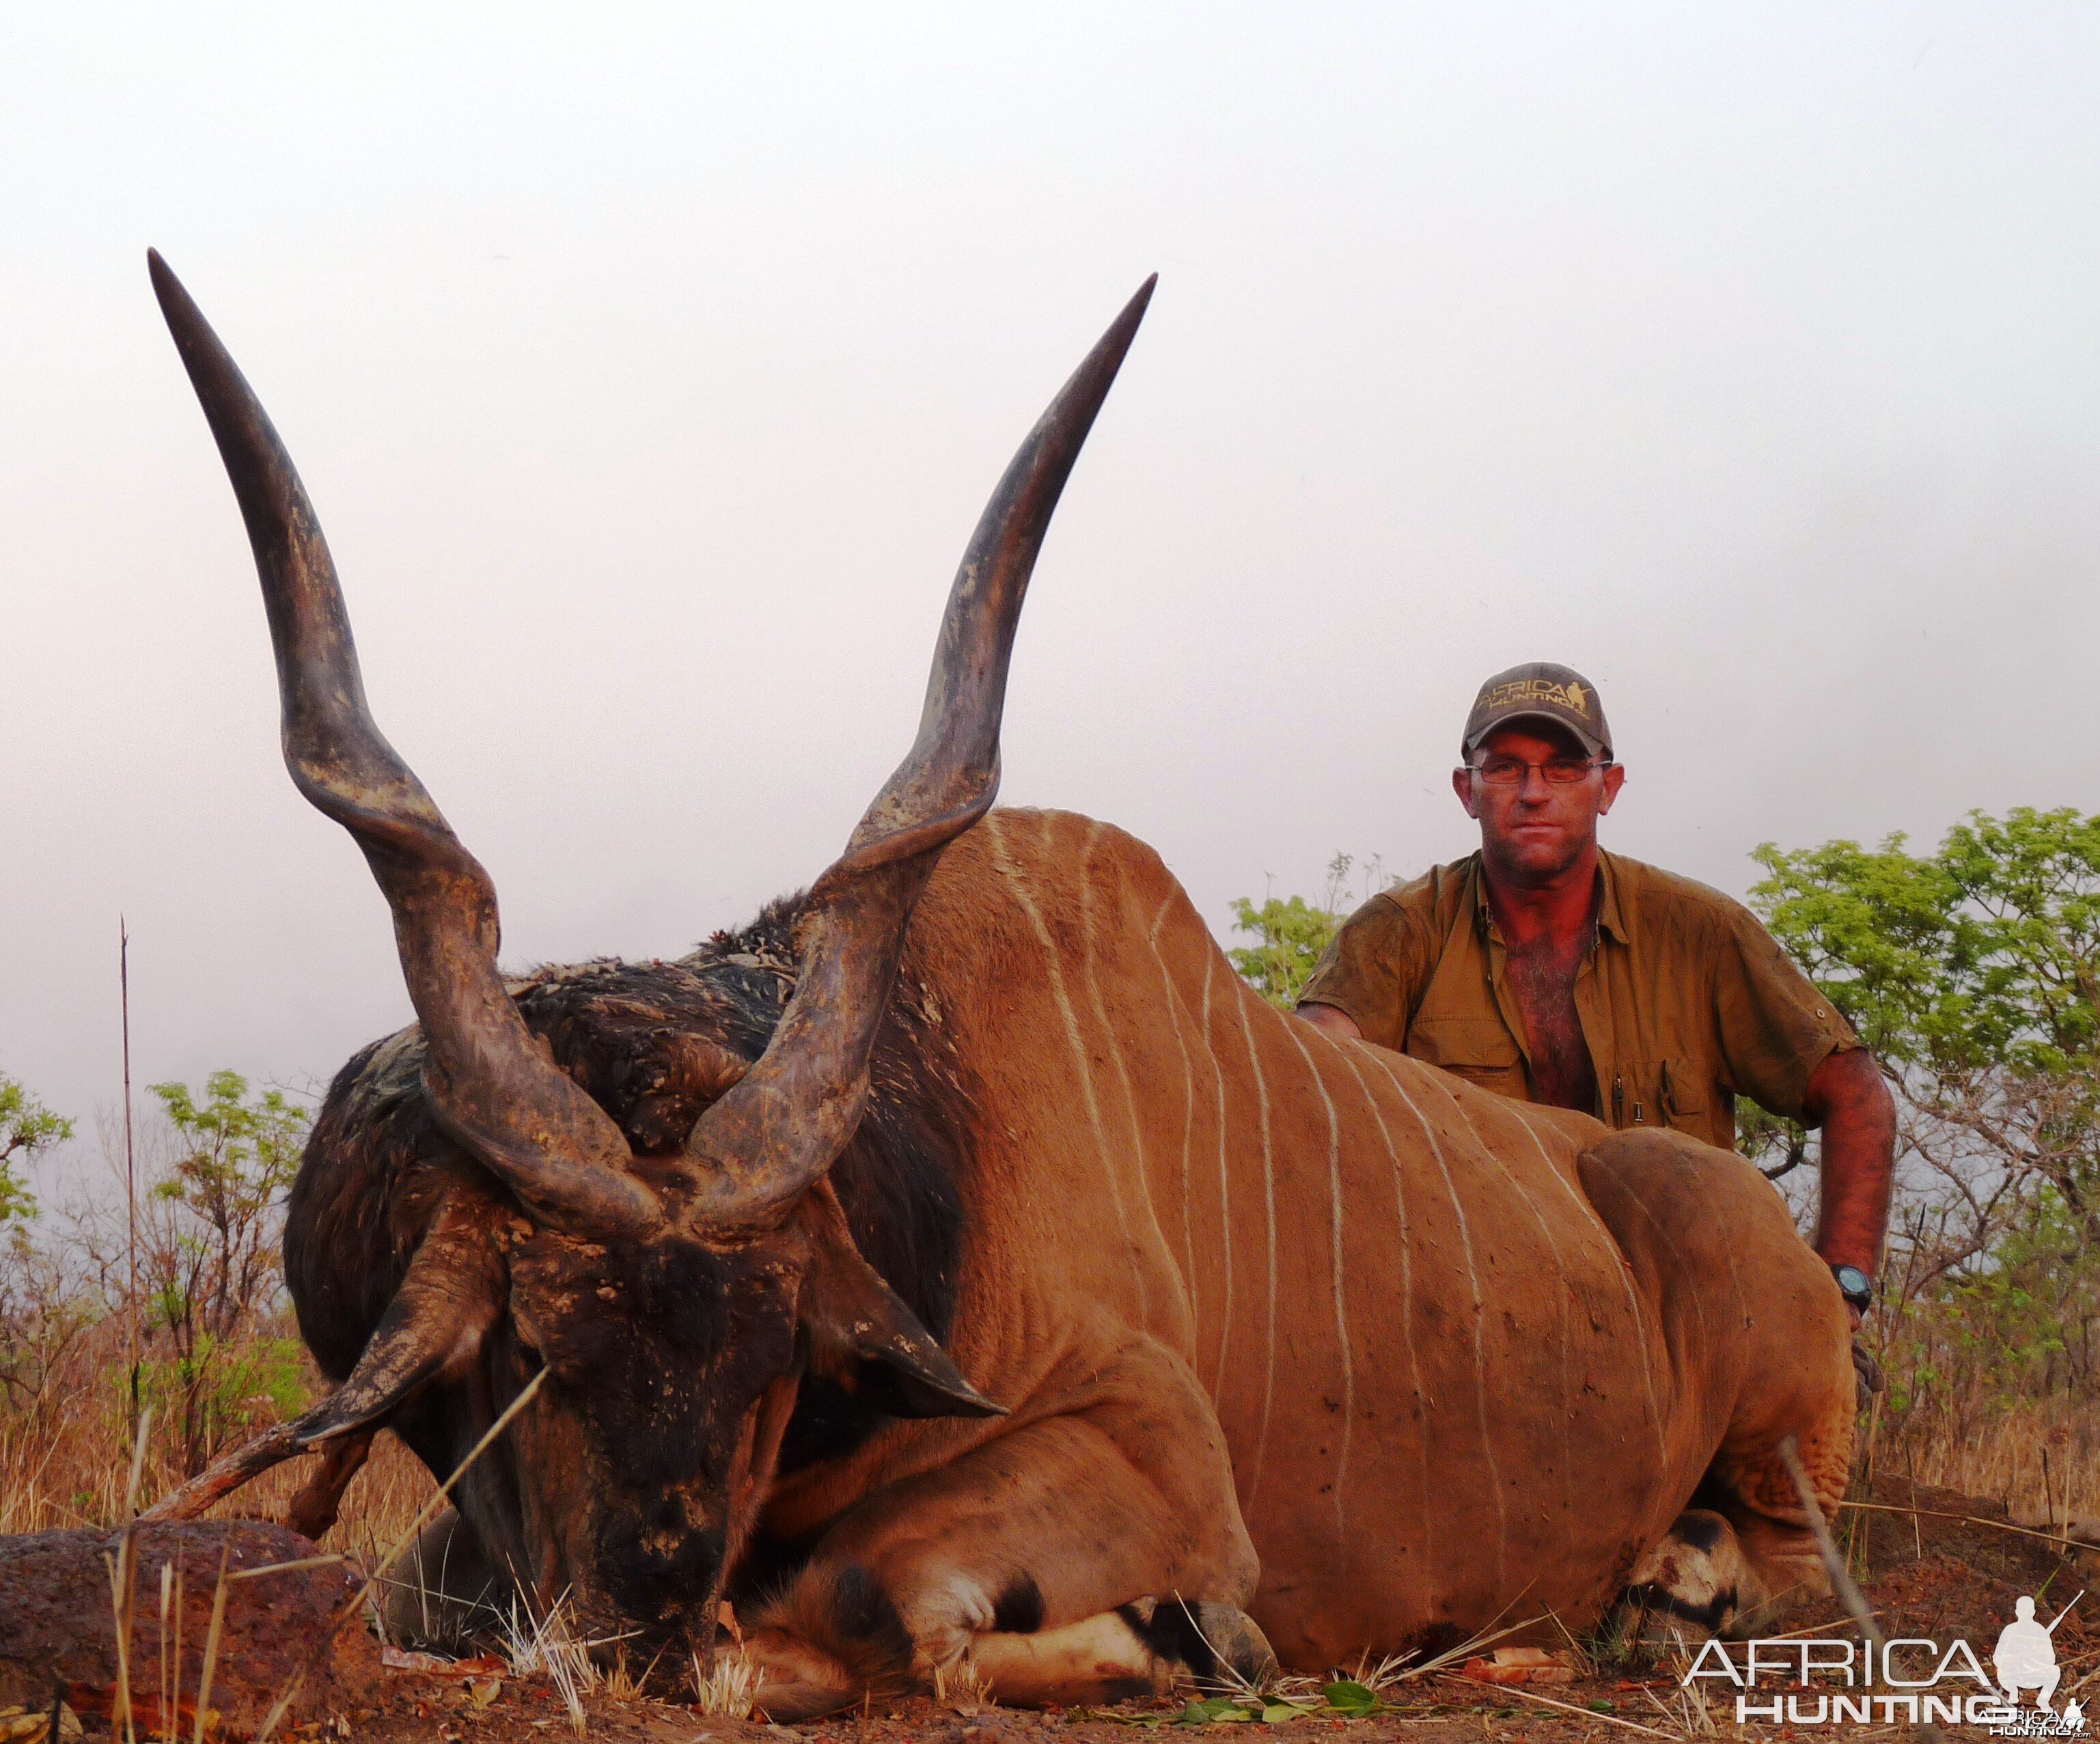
left=1297, top=849, right=1860, bottom=1152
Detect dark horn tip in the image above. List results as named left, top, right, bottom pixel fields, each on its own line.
left=1108, top=274, right=1157, bottom=344
left=1070, top=275, right=1157, bottom=403
left=1029, top=275, right=1155, bottom=444
left=146, top=249, right=205, bottom=340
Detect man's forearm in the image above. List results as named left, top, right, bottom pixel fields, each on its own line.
left=1802, top=1047, right=1896, bottom=1277
left=1297, top=1001, right=1364, bottom=1041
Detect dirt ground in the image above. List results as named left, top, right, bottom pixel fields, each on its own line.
left=16, top=1477, right=2075, bottom=1744
left=299, top=1473, right=2094, bottom=1744
left=347, top=1680, right=1681, bottom=1744
left=340, top=1661, right=1743, bottom=1744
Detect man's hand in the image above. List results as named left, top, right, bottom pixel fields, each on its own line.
left=1801, top=1046, right=1896, bottom=1282
left=1297, top=1002, right=1364, bottom=1042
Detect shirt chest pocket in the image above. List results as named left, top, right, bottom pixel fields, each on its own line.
left=1407, top=1014, right=1527, bottom=1098
left=1658, top=1057, right=1711, bottom=1130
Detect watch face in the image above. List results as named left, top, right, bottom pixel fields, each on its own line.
left=1834, top=1265, right=1873, bottom=1304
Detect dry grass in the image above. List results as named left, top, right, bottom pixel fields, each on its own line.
left=9, top=1331, right=2092, bottom=1542
left=930, top=1656, right=993, bottom=1714
left=0, top=1407, right=434, bottom=1553
left=1866, top=1392, right=2100, bottom=1526
left=0, top=1314, right=435, bottom=1555
left=689, top=1644, right=760, bottom=1719
left=495, top=1594, right=604, bottom=1734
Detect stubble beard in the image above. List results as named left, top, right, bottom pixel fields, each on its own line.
left=1482, top=816, right=1595, bottom=891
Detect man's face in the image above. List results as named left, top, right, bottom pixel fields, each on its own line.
left=1452, top=723, right=1625, bottom=886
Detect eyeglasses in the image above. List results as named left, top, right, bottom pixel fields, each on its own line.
left=1466, top=756, right=1610, bottom=787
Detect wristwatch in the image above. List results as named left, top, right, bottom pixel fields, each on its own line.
left=1830, top=1264, right=1873, bottom=1313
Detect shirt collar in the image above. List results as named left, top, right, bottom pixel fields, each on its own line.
left=1470, top=847, right=1631, bottom=945
left=1597, top=849, right=1631, bottom=944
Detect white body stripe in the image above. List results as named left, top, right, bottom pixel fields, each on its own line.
left=982, top=815, right=1148, bottom=1322
left=1328, top=1040, right=1433, bottom=1558
left=1430, top=1082, right=1577, bottom=1520
left=1507, top=1105, right=1670, bottom=1473
left=1362, top=1050, right=1510, bottom=1590
left=1280, top=1020, right=1355, bottom=1548
left=1146, top=893, right=1201, bottom=1327
left=1229, top=975, right=1282, bottom=1509
left=1077, top=821, right=1174, bottom=1334
left=1198, top=947, right=1235, bottom=1394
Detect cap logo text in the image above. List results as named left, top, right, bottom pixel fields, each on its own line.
left=1481, top=677, right=1590, bottom=718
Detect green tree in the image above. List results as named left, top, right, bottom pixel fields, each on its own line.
left=0, top=1072, right=73, bottom=1226
left=148, top=1070, right=308, bottom=1340
left=1230, top=853, right=1391, bottom=1010
left=1752, top=809, right=2100, bottom=1250
left=139, top=1070, right=311, bottom=1470
left=0, top=1072, right=77, bottom=1413
left=1751, top=806, right=2100, bottom=1415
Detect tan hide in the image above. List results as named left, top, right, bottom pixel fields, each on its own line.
left=757, top=808, right=1855, bottom=1674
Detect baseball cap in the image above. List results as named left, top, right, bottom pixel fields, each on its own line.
left=1461, top=662, right=1612, bottom=761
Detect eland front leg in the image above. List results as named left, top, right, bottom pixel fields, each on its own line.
left=738, top=1341, right=1269, bottom=1718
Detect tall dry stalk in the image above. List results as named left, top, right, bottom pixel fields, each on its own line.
left=102, top=1407, right=153, bottom=1744
left=156, top=1562, right=171, bottom=1744
left=192, top=1547, right=230, bottom=1744
left=120, top=918, right=140, bottom=1445
left=1784, top=1437, right=1949, bottom=1744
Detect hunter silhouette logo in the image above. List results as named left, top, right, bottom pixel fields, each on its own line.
left=1683, top=1590, right=2088, bottom=1734
left=1995, top=1594, right=2077, bottom=1715
left=1564, top=681, right=1589, bottom=716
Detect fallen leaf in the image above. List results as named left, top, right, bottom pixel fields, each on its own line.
left=1321, top=1680, right=1381, bottom=1718
left=1461, top=1655, right=1575, bottom=1687
left=59, top=1687, right=217, bottom=1738
left=382, top=1648, right=508, bottom=1679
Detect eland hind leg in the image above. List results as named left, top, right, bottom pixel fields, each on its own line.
left=1617, top=1507, right=1763, bottom=1643
left=1578, top=1128, right=1855, bottom=1642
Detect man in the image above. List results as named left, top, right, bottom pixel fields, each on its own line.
left=1297, top=662, right=1894, bottom=1342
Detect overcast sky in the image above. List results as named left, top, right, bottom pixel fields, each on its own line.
left=5, top=4, right=2097, bottom=1186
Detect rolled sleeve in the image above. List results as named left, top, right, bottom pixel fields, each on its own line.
left=1299, top=895, right=1428, bottom=1050
left=1711, top=902, right=1862, bottom=1119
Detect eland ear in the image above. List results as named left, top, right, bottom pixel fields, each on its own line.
left=796, top=1182, right=1004, bottom=1420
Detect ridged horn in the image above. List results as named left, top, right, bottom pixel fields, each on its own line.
left=680, top=275, right=1156, bottom=1226
left=148, top=250, right=658, bottom=1238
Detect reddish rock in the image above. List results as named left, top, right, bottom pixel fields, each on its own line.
left=0, top=1519, right=382, bottom=1736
